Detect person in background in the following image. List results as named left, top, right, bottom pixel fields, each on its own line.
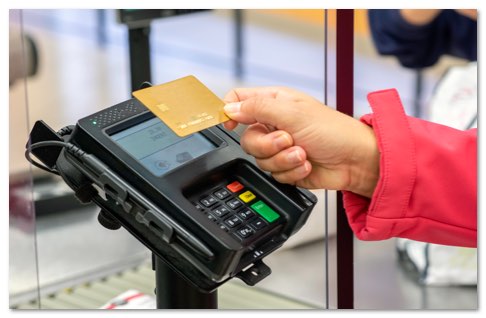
left=368, top=9, right=477, bottom=68
left=9, top=26, right=39, bottom=85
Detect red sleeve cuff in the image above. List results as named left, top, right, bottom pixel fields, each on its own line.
left=342, top=89, right=416, bottom=241
left=342, top=89, right=476, bottom=247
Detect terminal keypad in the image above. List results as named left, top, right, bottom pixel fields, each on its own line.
left=193, top=180, right=281, bottom=241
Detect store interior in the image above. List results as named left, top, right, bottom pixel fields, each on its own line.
left=9, top=9, right=477, bottom=309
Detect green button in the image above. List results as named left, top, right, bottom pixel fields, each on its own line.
left=251, top=200, right=280, bottom=223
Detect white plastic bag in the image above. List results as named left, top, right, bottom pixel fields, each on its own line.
left=396, top=62, right=477, bottom=286
left=396, top=239, right=477, bottom=286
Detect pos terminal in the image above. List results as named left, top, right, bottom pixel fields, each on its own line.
left=26, top=96, right=317, bottom=294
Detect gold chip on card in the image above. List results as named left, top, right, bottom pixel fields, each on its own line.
left=132, top=75, right=230, bottom=137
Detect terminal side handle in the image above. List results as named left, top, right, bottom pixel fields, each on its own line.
left=138, top=210, right=174, bottom=244
left=141, top=210, right=215, bottom=261
left=70, top=152, right=215, bottom=261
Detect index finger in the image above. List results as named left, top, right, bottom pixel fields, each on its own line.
left=223, top=87, right=281, bottom=103
left=224, top=96, right=285, bottom=129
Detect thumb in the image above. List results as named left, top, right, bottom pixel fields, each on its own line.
left=224, top=97, right=284, bottom=128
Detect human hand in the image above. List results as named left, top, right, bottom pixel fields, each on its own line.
left=400, top=9, right=442, bottom=26
left=223, top=87, right=380, bottom=198
left=455, top=9, right=477, bottom=20
left=400, top=9, right=477, bottom=26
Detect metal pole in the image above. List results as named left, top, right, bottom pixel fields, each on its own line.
left=126, top=19, right=218, bottom=309
left=96, top=9, right=107, bottom=47
left=335, top=9, right=355, bottom=309
left=154, top=255, right=217, bottom=309
left=414, top=69, right=423, bottom=118
left=323, top=8, right=330, bottom=310
left=234, top=9, right=244, bottom=79
left=128, top=26, right=152, bottom=92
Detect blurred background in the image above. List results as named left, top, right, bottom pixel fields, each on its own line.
left=9, top=9, right=477, bottom=309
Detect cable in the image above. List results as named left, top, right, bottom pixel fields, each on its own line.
left=57, top=126, right=74, bottom=137
left=25, top=140, right=86, bottom=176
left=25, top=141, right=66, bottom=175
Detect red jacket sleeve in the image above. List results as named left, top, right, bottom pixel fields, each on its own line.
left=342, top=89, right=477, bottom=247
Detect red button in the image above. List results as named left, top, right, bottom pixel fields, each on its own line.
left=227, top=181, right=244, bottom=193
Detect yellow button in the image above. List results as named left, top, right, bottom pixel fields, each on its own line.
left=239, top=190, right=256, bottom=203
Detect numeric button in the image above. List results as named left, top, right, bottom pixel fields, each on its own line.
left=213, top=188, right=230, bottom=200
left=212, top=206, right=230, bottom=218
left=226, top=198, right=243, bottom=210
left=200, top=195, right=217, bottom=207
left=238, top=209, right=255, bottom=220
left=224, top=216, right=242, bottom=228
left=235, top=226, right=254, bottom=239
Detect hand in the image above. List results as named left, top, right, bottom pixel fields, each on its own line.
left=455, top=9, right=477, bottom=20
left=223, top=87, right=380, bottom=198
left=400, top=9, right=477, bottom=26
left=400, top=9, right=442, bottom=26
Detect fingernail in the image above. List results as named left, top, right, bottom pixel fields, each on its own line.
left=273, top=134, right=291, bottom=149
left=224, top=102, right=242, bottom=114
left=287, top=150, right=303, bottom=164
left=295, top=162, right=310, bottom=175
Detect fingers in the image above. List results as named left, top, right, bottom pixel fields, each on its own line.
left=255, top=146, right=307, bottom=172
left=240, top=124, right=293, bottom=158
left=224, top=97, right=284, bottom=128
left=271, top=161, right=312, bottom=185
left=241, top=125, right=311, bottom=185
left=222, top=87, right=314, bottom=186
left=223, top=87, right=281, bottom=103
left=223, top=88, right=279, bottom=131
left=222, top=86, right=318, bottom=131
left=223, top=119, right=239, bottom=130
left=223, top=86, right=314, bottom=103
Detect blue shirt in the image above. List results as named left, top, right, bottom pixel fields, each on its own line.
left=368, top=10, right=477, bottom=68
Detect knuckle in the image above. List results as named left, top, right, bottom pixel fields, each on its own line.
left=239, top=136, right=253, bottom=155
left=255, top=158, right=270, bottom=171
left=223, top=89, right=239, bottom=103
left=240, top=128, right=270, bottom=158
left=244, top=97, right=270, bottom=116
left=272, top=172, right=295, bottom=186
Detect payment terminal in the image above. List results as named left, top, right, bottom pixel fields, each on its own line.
left=26, top=98, right=317, bottom=292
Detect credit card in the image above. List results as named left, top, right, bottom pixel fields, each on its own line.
left=132, top=75, right=230, bottom=137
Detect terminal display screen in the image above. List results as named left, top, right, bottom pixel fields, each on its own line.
left=111, top=117, right=216, bottom=176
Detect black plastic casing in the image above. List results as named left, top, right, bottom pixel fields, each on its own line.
left=66, top=99, right=317, bottom=291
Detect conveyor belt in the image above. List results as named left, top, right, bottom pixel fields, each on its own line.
left=14, top=262, right=317, bottom=309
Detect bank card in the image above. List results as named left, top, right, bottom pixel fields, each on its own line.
left=132, top=75, right=229, bottom=137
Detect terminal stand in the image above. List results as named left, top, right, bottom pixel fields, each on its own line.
left=97, top=195, right=218, bottom=308
left=122, top=11, right=219, bottom=309
left=154, top=255, right=217, bottom=309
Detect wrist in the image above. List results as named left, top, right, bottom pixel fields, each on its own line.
left=347, top=124, right=380, bottom=198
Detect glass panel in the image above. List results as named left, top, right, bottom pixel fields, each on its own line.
left=13, top=9, right=332, bottom=309
left=322, top=9, right=338, bottom=309
left=353, top=9, right=477, bottom=309
left=9, top=9, right=41, bottom=309
left=227, top=9, right=328, bottom=309
left=20, top=9, right=150, bottom=310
